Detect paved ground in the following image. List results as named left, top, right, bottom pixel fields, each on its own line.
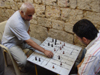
left=4, top=54, right=57, bottom=75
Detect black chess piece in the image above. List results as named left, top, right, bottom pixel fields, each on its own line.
left=58, top=56, right=60, bottom=60
left=51, top=44, right=53, bottom=47
left=52, top=39, right=54, bottom=42
left=48, top=43, right=50, bottom=46
left=55, top=39, right=57, bottom=42
left=39, top=58, right=41, bottom=62
left=35, top=57, right=37, bottom=61
left=55, top=42, right=56, bottom=45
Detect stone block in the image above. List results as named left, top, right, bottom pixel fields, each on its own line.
left=70, top=0, right=77, bottom=9
left=61, top=8, right=71, bottom=21
left=0, top=1, right=6, bottom=8
left=11, top=2, right=18, bottom=11
left=84, top=11, right=100, bottom=25
left=89, top=0, right=100, bottom=12
left=58, top=0, right=70, bottom=7
left=34, top=4, right=45, bottom=17
left=69, top=9, right=83, bottom=23
left=30, top=14, right=38, bottom=24
left=30, top=24, right=48, bottom=42
left=52, top=20, right=65, bottom=30
left=77, top=0, right=91, bottom=10
left=0, top=8, right=5, bottom=17
left=5, top=1, right=11, bottom=9
left=46, top=6, right=60, bottom=19
left=77, top=0, right=100, bottom=12
left=48, top=29, right=73, bottom=44
left=42, top=0, right=57, bottom=6
left=64, top=23, right=74, bottom=33
left=37, top=17, right=52, bottom=28
left=18, top=3, right=23, bottom=9
left=34, top=0, right=42, bottom=4
left=5, top=9, right=15, bottom=18
left=61, top=8, right=83, bottom=22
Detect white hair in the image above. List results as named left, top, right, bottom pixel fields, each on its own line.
left=20, top=2, right=34, bottom=15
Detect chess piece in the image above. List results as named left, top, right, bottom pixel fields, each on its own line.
left=60, top=47, right=62, bottom=50
left=63, top=43, right=65, bottom=46
left=55, top=42, right=56, bottom=45
left=60, top=62, right=62, bottom=66
left=48, top=43, right=50, bottom=46
left=54, top=48, right=56, bottom=51
left=51, top=44, right=53, bottom=47
left=62, top=45, right=63, bottom=48
left=52, top=65, right=54, bottom=68
left=35, top=57, right=37, bottom=61
left=63, top=51, right=64, bottom=54
left=58, top=56, right=60, bottom=60
left=55, top=39, right=57, bottom=42
left=52, top=39, right=54, bottom=42
left=39, top=58, right=41, bottom=62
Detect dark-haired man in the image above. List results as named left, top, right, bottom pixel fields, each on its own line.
left=73, top=19, right=100, bottom=75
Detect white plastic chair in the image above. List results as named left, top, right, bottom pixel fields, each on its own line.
left=0, top=44, right=21, bottom=75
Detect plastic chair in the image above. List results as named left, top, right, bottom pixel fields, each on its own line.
left=0, top=44, right=21, bottom=75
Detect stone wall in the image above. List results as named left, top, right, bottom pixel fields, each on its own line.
left=0, top=0, right=100, bottom=47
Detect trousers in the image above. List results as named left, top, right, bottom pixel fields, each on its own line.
left=0, top=47, right=4, bottom=75
left=9, top=37, right=41, bottom=67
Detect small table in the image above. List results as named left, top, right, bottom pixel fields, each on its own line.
left=27, top=37, right=82, bottom=75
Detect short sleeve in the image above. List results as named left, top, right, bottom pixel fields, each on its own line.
left=78, top=55, right=98, bottom=75
left=9, top=22, right=30, bottom=41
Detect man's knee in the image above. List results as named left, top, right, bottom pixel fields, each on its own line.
left=18, top=56, right=27, bottom=66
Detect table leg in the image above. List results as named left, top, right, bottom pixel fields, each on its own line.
left=35, top=64, right=38, bottom=75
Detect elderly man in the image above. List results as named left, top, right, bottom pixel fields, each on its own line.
left=73, top=19, right=100, bottom=75
left=0, top=47, right=4, bottom=75
left=2, top=2, right=53, bottom=69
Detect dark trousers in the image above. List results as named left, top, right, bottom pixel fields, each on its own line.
left=0, top=47, right=4, bottom=75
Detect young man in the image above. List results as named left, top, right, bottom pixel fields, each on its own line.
left=2, top=2, right=53, bottom=68
left=73, top=19, right=100, bottom=75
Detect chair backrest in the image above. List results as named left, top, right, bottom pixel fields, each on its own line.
left=0, top=21, right=7, bottom=41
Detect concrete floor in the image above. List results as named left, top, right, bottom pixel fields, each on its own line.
left=4, top=54, right=58, bottom=75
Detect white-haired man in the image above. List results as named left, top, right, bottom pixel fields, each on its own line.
left=2, top=2, right=53, bottom=69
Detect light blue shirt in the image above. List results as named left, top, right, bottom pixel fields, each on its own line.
left=2, top=11, right=30, bottom=49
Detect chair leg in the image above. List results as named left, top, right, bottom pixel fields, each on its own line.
left=3, top=51, right=8, bottom=67
left=8, top=51, right=21, bottom=75
left=35, top=64, right=38, bottom=75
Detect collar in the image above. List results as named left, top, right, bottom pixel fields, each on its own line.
left=86, top=30, right=100, bottom=50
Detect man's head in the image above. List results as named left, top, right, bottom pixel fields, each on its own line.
left=20, top=2, right=35, bottom=21
left=73, top=19, right=98, bottom=45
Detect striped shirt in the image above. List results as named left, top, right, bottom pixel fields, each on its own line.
left=78, top=31, right=100, bottom=75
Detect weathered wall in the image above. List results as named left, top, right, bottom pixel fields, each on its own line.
left=0, top=0, right=100, bottom=47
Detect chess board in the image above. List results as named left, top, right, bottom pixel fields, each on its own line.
left=27, top=37, right=82, bottom=75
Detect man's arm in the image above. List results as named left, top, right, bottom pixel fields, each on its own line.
left=77, top=58, right=84, bottom=75
left=25, top=39, right=54, bottom=58
left=77, top=56, right=98, bottom=75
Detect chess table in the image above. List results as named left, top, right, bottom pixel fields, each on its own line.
left=27, top=37, right=82, bottom=75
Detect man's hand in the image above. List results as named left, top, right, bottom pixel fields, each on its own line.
left=44, top=50, right=54, bottom=58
